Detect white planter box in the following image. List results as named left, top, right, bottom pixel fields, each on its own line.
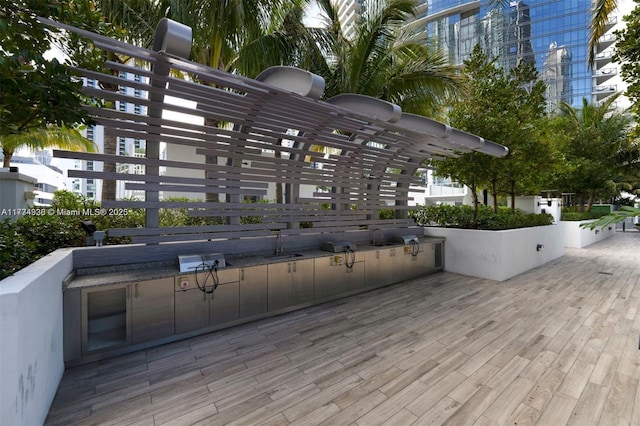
left=560, top=220, right=616, bottom=248
left=423, top=225, right=564, bottom=282
left=0, top=249, right=73, bottom=426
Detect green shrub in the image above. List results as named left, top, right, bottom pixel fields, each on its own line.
left=560, top=211, right=608, bottom=221
left=0, top=219, right=37, bottom=280
left=410, top=204, right=553, bottom=230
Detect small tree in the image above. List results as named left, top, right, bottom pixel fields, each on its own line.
left=0, top=2, right=96, bottom=167
left=557, top=95, right=631, bottom=211
left=434, top=45, right=553, bottom=215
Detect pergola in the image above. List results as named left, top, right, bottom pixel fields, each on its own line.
left=45, top=18, right=508, bottom=245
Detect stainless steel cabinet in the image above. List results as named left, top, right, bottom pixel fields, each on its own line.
left=239, top=265, right=268, bottom=318
left=364, top=250, right=386, bottom=289
left=82, top=283, right=131, bottom=355
left=291, top=258, right=314, bottom=305
left=379, top=247, right=401, bottom=285
left=401, top=242, right=436, bottom=280
left=131, top=278, right=175, bottom=344
left=314, top=254, right=364, bottom=299
left=174, top=268, right=240, bottom=334
left=211, top=281, right=239, bottom=324
left=268, top=258, right=314, bottom=311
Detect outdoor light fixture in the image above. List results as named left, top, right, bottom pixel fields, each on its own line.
left=80, top=220, right=97, bottom=246
left=536, top=244, right=544, bottom=251
left=256, top=66, right=325, bottom=99
left=326, top=94, right=402, bottom=123
left=79, top=220, right=96, bottom=235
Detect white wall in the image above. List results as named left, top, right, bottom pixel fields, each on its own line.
left=0, top=249, right=73, bottom=425
left=423, top=225, right=564, bottom=282
left=560, top=220, right=616, bottom=248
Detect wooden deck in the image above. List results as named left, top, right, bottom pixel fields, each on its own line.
left=46, top=232, right=640, bottom=426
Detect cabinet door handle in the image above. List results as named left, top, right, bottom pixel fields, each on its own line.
left=288, top=263, right=291, bottom=273
left=134, top=283, right=139, bottom=298
left=293, top=262, right=297, bottom=273
left=241, top=269, right=244, bottom=281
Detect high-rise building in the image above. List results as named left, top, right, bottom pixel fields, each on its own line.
left=414, top=0, right=634, bottom=112
left=78, top=69, right=148, bottom=201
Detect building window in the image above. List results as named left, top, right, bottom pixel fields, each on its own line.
left=86, top=126, right=94, bottom=141
left=118, top=137, right=127, bottom=155
left=87, top=161, right=94, bottom=171
left=134, top=104, right=143, bottom=115
left=118, top=101, right=127, bottom=112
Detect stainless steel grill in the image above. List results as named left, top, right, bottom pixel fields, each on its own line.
left=177, top=253, right=226, bottom=273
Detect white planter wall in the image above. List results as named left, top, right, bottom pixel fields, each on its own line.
left=423, top=225, right=564, bottom=282
left=0, top=249, right=73, bottom=426
left=560, top=220, right=616, bottom=248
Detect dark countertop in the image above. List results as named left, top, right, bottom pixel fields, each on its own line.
left=66, top=238, right=444, bottom=290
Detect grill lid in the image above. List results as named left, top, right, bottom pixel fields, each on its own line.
left=320, top=241, right=357, bottom=253
left=178, top=253, right=226, bottom=273
left=390, top=235, right=419, bottom=245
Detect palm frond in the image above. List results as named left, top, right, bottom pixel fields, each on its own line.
left=588, top=0, right=618, bottom=68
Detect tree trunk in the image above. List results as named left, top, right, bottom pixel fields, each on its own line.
left=491, top=179, right=498, bottom=213
left=2, top=149, right=13, bottom=168
left=510, top=180, right=516, bottom=213
left=587, top=189, right=596, bottom=212
left=579, top=193, right=586, bottom=212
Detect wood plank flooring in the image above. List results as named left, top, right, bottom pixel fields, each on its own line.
left=46, top=232, right=640, bottom=425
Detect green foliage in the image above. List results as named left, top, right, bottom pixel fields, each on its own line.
left=560, top=211, right=608, bottom=221
left=614, top=0, right=640, bottom=127
left=550, top=96, right=632, bottom=210
left=613, top=0, right=640, bottom=179
left=0, top=1, right=99, bottom=167
left=379, top=209, right=396, bottom=220
left=306, top=0, right=462, bottom=117
left=0, top=219, right=36, bottom=280
left=410, top=204, right=553, bottom=230
left=432, top=45, right=556, bottom=215
left=580, top=206, right=640, bottom=229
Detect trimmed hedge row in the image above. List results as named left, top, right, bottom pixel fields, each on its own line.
left=410, top=204, right=554, bottom=230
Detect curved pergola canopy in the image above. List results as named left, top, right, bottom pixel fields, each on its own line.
left=44, top=18, right=507, bottom=243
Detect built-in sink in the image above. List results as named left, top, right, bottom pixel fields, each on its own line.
left=371, top=242, right=396, bottom=247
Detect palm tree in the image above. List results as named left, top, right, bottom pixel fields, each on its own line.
left=588, top=0, right=618, bottom=68
left=308, top=0, right=462, bottom=117
left=2, top=126, right=97, bottom=168
left=558, top=93, right=631, bottom=211
left=95, top=0, right=308, bottom=204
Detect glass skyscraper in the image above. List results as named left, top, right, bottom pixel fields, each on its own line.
left=418, top=0, right=631, bottom=112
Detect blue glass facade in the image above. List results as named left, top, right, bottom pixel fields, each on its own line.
left=423, top=0, right=593, bottom=110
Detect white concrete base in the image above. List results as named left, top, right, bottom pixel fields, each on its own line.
left=560, top=220, right=616, bottom=248
left=0, top=249, right=73, bottom=426
left=423, top=225, right=564, bottom=282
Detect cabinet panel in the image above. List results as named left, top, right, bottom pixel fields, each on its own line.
left=268, top=262, right=292, bottom=312
left=364, top=250, right=382, bottom=288
left=131, top=278, right=175, bottom=344
left=346, top=261, right=365, bottom=292
left=380, top=247, right=400, bottom=285
left=239, top=265, right=268, bottom=318
left=174, top=288, right=209, bottom=334
left=314, top=255, right=363, bottom=299
left=211, top=282, right=239, bottom=324
left=82, top=284, right=130, bottom=354
left=291, top=259, right=314, bottom=305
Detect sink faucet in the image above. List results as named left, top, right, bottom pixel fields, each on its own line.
left=371, top=228, right=384, bottom=245
left=275, top=231, right=284, bottom=255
